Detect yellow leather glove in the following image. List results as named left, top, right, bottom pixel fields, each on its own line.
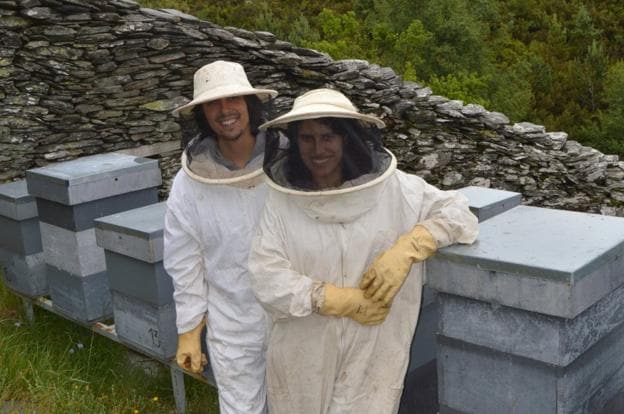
left=319, top=283, right=390, bottom=325
left=176, top=317, right=208, bottom=373
left=360, top=225, right=437, bottom=306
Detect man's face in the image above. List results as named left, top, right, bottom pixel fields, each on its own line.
left=202, top=96, right=251, bottom=142
left=296, top=119, right=344, bottom=189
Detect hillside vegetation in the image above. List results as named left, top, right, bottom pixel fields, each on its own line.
left=139, top=0, right=624, bottom=157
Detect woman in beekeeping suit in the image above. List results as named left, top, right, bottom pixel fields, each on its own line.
left=164, top=60, right=278, bottom=414
left=249, top=88, right=478, bottom=414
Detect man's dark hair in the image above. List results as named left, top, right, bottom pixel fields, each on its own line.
left=284, top=117, right=382, bottom=189
left=192, top=94, right=265, bottom=138
left=186, top=95, right=269, bottom=162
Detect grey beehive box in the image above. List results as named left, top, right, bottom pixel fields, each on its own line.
left=46, top=265, right=111, bottom=322
left=95, top=202, right=177, bottom=359
left=0, top=247, right=47, bottom=298
left=94, top=201, right=166, bottom=264
left=26, top=153, right=162, bottom=322
left=27, top=153, right=161, bottom=232
left=111, top=291, right=177, bottom=360
left=0, top=180, right=42, bottom=256
left=0, top=180, right=47, bottom=297
left=402, top=185, right=523, bottom=409
left=0, top=180, right=38, bottom=221
left=40, top=223, right=106, bottom=277
left=428, top=206, right=624, bottom=414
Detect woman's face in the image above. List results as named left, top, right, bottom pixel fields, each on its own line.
left=296, top=119, right=344, bottom=189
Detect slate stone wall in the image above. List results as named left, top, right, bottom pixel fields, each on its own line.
left=1, top=0, right=623, bottom=214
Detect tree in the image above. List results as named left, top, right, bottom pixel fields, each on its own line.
left=304, top=9, right=368, bottom=60
left=582, top=61, right=624, bottom=155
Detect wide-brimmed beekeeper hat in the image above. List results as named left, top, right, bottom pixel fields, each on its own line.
left=173, top=60, right=278, bottom=115
left=259, top=88, right=385, bottom=130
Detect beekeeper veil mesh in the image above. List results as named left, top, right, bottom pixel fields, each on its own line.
left=260, top=89, right=391, bottom=191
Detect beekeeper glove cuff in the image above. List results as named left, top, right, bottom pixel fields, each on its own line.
left=311, top=281, right=326, bottom=313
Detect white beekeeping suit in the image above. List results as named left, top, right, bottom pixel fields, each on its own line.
left=249, top=89, right=478, bottom=414
left=164, top=60, right=278, bottom=414
left=165, top=141, right=269, bottom=413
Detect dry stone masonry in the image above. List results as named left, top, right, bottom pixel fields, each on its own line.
left=1, top=0, right=623, bottom=215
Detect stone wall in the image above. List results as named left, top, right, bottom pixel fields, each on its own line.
left=1, top=0, right=623, bottom=214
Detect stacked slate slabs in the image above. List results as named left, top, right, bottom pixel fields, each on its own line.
left=401, top=186, right=522, bottom=412
left=0, top=180, right=47, bottom=297
left=26, top=153, right=162, bottom=322
left=95, top=202, right=177, bottom=360
left=428, top=206, right=624, bottom=414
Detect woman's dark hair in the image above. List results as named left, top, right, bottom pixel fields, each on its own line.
left=284, top=117, right=382, bottom=189
left=192, top=94, right=265, bottom=139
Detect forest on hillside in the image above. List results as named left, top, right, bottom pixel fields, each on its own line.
left=138, top=0, right=624, bottom=157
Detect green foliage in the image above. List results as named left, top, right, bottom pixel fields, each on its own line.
left=579, top=60, right=624, bottom=155
left=390, top=20, right=432, bottom=78
left=428, top=71, right=490, bottom=107
left=136, top=0, right=624, bottom=157
left=569, top=4, right=603, bottom=56
left=487, top=65, right=534, bottom=121
left=303, top=9, right=367, bottom=59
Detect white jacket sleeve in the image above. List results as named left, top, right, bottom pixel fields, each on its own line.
left=399, top=171, right=479, bottom=248
left=164, top=173, right=208, bottom=334
left=248, top=197, right=317, bottom=320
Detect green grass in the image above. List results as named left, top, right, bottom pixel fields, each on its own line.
left=0, top=272, right=219, bottom=414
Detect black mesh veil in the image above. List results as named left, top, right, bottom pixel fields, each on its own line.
left=263, top=117, right=392, bottom=191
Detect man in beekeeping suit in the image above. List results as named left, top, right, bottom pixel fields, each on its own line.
left=164, top=60, right=277, bottom=414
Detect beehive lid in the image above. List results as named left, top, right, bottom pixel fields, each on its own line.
left=94, top=202, right=166, bottom=263
left=458, top=185, right=522, bottom=222
left=26, top=153, right=162, bottom=205
left=438, top=205, right=624, bottom=283
left=0, top=180, right=38, bottom=220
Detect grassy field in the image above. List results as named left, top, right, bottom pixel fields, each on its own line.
left=0, top=272, right=219, bottom=414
